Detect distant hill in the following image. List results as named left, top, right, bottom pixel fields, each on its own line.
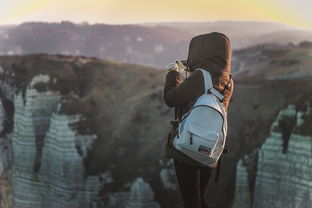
left=251, top=29, right=312, bottom=47
left=142, top=21, right=297, bottom=37
left=143, top=21, right=312, bottom=48
left=0, top=25, right=16, bottom=30
left=0, top=21, right=192, bottom=68
left=231, top=41, right=312, bottom=79
left=0, top=21, right=312, bottom=68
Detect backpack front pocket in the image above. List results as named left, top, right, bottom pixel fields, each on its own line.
left=177, top=122, right=219, bottom=157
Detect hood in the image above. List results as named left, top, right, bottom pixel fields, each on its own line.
left=186, top=32, right=231, bottom=76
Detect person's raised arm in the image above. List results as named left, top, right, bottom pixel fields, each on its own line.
left=163, top=70, right=203, bottom=107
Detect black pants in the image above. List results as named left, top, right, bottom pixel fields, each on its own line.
left=174, top=158, right=213, bottom=208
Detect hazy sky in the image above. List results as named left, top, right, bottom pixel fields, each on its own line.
left=1, top=0, right=311, bottom=28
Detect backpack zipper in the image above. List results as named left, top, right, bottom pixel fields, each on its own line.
left=190, top=133, right=193, bottom=145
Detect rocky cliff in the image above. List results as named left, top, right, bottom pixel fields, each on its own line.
left=231, top=44, right=312, bottom=208
left=233, top=101, right=312, bottom=208
left=0, top=55, right=172, bottom=208
left=0, top=46, right=311, bottom=208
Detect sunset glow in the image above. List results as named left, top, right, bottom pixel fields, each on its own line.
left=0, top=0, right=311, bottom=28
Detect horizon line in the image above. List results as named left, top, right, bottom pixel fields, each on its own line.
left=1, top=19, right=311, bottom=31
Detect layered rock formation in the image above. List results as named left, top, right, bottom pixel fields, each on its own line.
left=0, top=55, right=170, bottom=208
left=125, top=177, right=161, bottom=208
left=233, top=100, right=312, bottom=208
left=0, top=136, right=12, bottom=208
left=0, top=70, right=14, bottom=208
left=8, top=75, right=103, bottom=208
left=215, top=42, right=312, bottom=208
left=232, top=158, right=252, bottom=208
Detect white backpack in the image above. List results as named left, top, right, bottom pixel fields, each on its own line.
left=172, top=68, right=228, bottom=167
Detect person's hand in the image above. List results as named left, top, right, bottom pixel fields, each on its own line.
left=165, top=63, right=178, bottom=72
left=165, top=61, right=187, bottom=73
left=176, top=61, right=187, bottom=72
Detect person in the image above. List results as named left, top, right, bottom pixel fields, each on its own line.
left=163, top=32, right=234, bottom=208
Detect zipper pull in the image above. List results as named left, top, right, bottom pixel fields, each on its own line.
left=190, top=134, right=193, bottom=145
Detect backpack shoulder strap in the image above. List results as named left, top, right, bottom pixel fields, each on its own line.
left=196, top=68, right=213, bottom=93
left=196, top=68, right=224, bottom=102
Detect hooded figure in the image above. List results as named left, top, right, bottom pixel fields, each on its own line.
left=187, top=32, right=231, bottom=75
left=164, top=32, right=233, bottom=114
left=163, top=32, right=234, bottom=208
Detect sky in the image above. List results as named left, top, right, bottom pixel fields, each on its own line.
left=0, top=0, right=311, bottom=28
